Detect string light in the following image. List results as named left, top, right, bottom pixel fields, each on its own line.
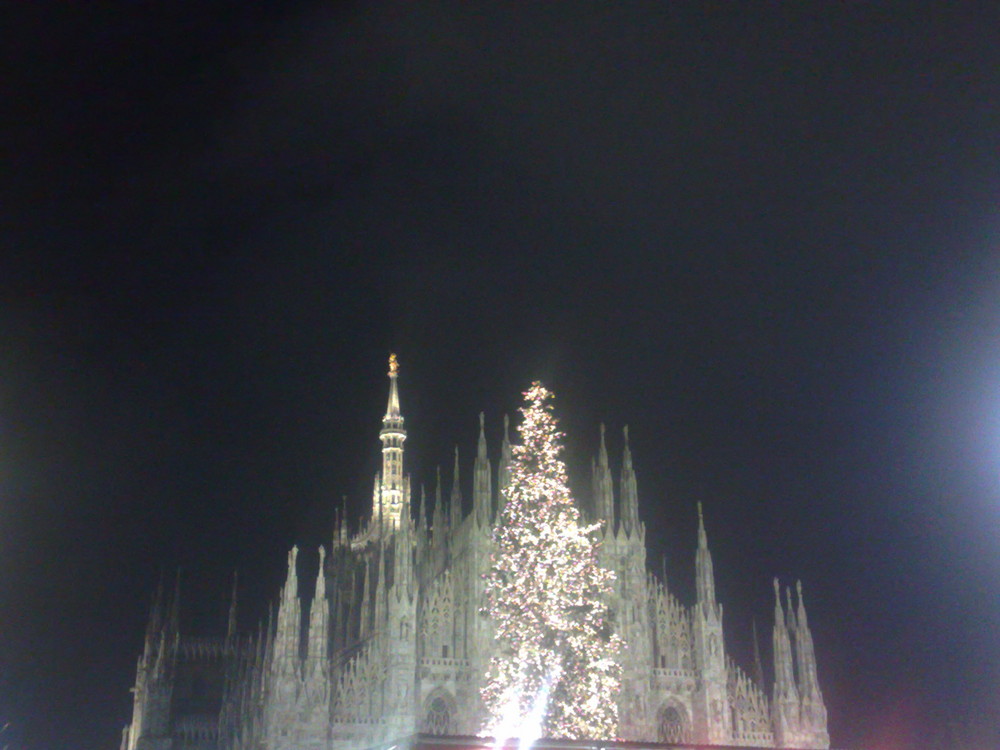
left=481, top=383, right=623, bottom=741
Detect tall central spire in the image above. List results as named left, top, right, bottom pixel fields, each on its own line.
left=377, top=353, right=407, bottom=530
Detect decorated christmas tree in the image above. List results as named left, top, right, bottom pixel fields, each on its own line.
left=481, top=382, right=622, bottom=741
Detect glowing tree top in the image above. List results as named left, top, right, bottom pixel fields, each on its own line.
left=482, top=382, right=622, bottom=742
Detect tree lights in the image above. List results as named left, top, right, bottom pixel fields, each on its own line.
left=481, top=383, right=622, bottom=742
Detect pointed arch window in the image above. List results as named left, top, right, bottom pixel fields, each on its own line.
left=422, top=695, right=454, bottom=736
left=657, top=704, right=690, bottom=744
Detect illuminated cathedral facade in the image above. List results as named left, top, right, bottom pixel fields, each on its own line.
left=120, top=356, right=830, bottom=750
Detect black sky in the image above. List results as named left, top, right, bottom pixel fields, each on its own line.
left=3, top=3, right=1000, bottom=749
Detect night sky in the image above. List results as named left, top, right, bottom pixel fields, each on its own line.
left=3, top=3, right=1000, bottom=749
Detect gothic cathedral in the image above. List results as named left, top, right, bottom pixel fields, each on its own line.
left=121, top=356, right=830, bottom=750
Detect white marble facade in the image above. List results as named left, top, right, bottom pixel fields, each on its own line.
left=122, top=360, right=829, bottom=750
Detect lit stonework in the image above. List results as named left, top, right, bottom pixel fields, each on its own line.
left=121, top=359, right=830, bottom=750
left=377, top=352, right=408, bottom=532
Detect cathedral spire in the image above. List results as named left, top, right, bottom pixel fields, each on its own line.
left=785, top=586, right=796, bottom=632
left=794, top=582, right=820, bottom=694
left=273, top=547, right=301, bottom=673
left=226, top=570, right=238, bottom=642
left=690, top=503, right=727, bottom=742
left=773, top=579, right=783, bottom=632
left=145, top=575, right=166, bottom=647
left=450, top=445, right=462, bottom=529
left=167, top=568, right=181, bottom=636
left=140, top=573, right=174, bottom=683
left=496, top=413, right=513, bottom=520
left=306, top=546, right=328, bottom=669
left=314, top=547, right=326, bottom=605
left=418, top=485, right=428, bottom=533
left=793, top=580, right=829, bottom=744
left=772, top=577, right=800, bottom=744
left=751, top=618, right=765, bottom=691
left=281, top=548, right=297, bottom=608
left=432, top=466, right=445, bottom=539
left=695, top=502, right=718, bottom=617
left=592, top=423, right=615, bottom=529
left=796, top=579, right=809, bottom=628
left=127, top=573, right=177, bottom=750
left=334, top=495, right=349, bottom=545
left=473, top=412, right=492, bottom=526
left=377, top=354, right=407, bottom=531
left=619, top=425, right=639, bottom=535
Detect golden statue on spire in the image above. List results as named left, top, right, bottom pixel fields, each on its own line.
left=388, top=353, right=399, bottom=376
